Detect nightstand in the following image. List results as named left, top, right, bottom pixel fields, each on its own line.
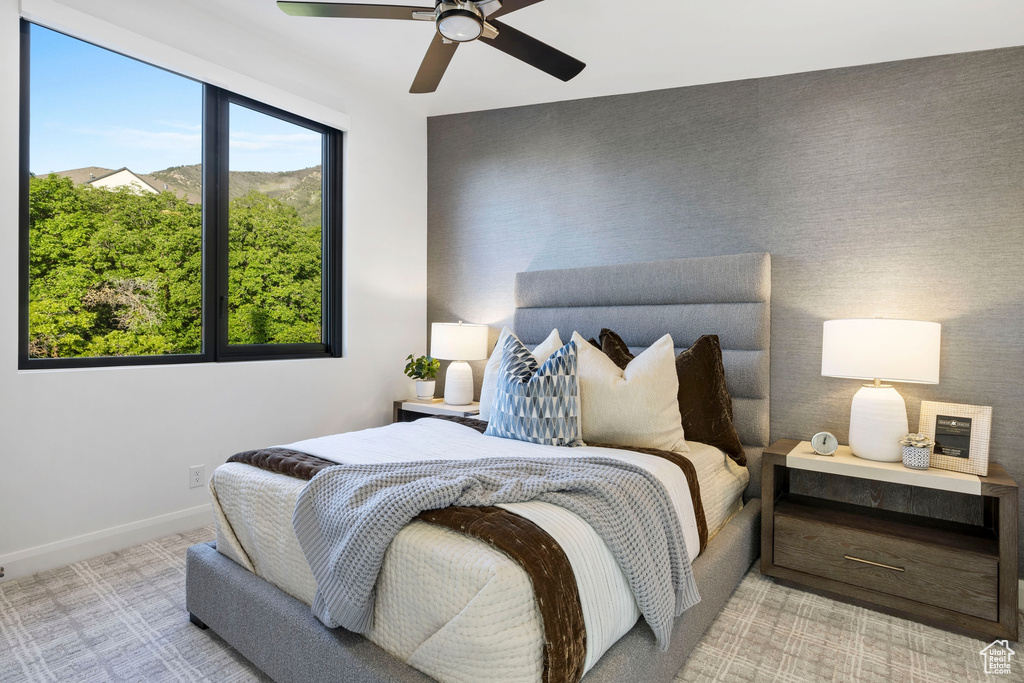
left=761, top=438, right=1018, bottom=641
left=393, top=400, right=481, bottom=423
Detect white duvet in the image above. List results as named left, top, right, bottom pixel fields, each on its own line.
left=211, top=419, right=747, bottom=683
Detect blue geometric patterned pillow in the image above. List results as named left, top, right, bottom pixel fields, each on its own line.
left=484, top=335, right=584, bottom=447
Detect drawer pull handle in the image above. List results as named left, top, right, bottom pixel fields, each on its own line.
left=844, top=555, right=904, bottom=572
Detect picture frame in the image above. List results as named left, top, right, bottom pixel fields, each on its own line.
left=918, top=401, right=992, bottom=476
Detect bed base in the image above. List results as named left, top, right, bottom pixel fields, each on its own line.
left=185, top=498, right=759, bottom=683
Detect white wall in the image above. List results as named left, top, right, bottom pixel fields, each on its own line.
left=0, top=0, right=427, bottom=580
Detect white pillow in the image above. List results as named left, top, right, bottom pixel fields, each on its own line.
left=571, top=331, right=688, bottom=453
left=479, top=327, right=563, bottom=421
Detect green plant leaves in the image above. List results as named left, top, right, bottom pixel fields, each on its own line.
left=404, top=354, right=440, bottom=380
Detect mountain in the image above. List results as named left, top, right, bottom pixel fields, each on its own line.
left=150, top=164, right=323, bottom=227
left=52, top=164, right=323, bottom=227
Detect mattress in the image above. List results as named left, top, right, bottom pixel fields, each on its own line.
left=211, top=419, right=748, bottom=683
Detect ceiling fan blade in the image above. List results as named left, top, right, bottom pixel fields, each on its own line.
left=277, top=2, right=432, bottom=20
left=410, top=34, right=460, bottom=94
left=483, top=19, right=585, bottom=82
left=489, top=0, right=546, bottom=19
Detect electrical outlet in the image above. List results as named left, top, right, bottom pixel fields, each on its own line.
left=189, top=465, right=206, bottom=489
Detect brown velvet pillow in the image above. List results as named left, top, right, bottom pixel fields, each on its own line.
left=597, top=329, right=746, bottom=466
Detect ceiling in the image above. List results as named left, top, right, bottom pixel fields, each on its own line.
left=55, top=0, right=1024, bottom=117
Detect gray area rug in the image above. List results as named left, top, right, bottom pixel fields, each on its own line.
left=0, top=526, right=268, bottom=682
left=676, top=565, right=1022, bottom=682
left=0, top=525, right=1019, bottom=682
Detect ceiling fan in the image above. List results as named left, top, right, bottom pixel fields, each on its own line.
left=277, top=0, right=586, bottom=93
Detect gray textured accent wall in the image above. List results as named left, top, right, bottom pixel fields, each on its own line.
left=428, top=48, right=1024, bottom=576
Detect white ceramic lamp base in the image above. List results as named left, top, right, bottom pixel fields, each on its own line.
left=444, top=361, right=475, bottom=406
left=848, top=385, right=909, bottom=462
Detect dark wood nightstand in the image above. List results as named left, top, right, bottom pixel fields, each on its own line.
left=761, top=438, right=1018, bottom=641
left=393, top=400, right=481, bottom=423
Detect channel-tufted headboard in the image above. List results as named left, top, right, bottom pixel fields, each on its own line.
left=512, top=253, right=771, bottom=493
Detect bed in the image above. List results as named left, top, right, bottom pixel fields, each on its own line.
left=185, top=252, right=771, bottom=683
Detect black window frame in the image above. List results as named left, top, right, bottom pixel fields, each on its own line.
left=18, top=20, right=344, bottom=370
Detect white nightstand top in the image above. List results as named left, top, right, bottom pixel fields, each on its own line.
left=399, top=401, right=480, bottom=417
left=784, top=441, right=982, bottom=495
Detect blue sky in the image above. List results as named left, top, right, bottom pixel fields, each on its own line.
left=30, top=24, right=322, bottom=175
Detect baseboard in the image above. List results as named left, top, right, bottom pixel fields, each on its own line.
left=0, top=505, right=213, bottom=583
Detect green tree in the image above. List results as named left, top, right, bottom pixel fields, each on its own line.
left=28, top=174, right=202, bottom=357
left=227, top=190, right=321, bottom=345
left=27, top=175, right=322, bottom=358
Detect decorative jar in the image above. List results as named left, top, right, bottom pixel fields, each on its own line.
left=898, top=433, right=935, bottom=470
left=901, top=445, right=931, bottom=470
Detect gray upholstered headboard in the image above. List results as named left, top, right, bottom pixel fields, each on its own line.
left=512, top=253, right=771, bottom=476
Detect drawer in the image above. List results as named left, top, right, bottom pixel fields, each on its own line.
left=774, top=507, right=999, bottom=621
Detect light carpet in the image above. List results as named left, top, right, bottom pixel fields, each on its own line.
left=0, top=525, right=1018, bottom=682
left=0, top=526, right=268, bottom=682
left=675, top=564, right=1022, bottom=682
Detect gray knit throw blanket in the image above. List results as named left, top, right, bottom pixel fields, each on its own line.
left=292, top=455, right=700, bottom=650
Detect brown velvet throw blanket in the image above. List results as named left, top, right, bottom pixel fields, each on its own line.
left=226, top=415, right=707, bottom=683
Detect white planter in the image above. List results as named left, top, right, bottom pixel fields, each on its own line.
left=415, top=380, right=435, bottom=400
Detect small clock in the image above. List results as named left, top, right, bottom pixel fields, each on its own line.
left=811, top=431, right=839, bottom=456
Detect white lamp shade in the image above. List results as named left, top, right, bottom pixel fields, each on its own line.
left=430, top=322, right=489, bottom=361
left=821, top=319, right=940, bottom=384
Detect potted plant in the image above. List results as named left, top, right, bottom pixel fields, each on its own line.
left=898, top=432, right=935, bottom=470
left=405, top=354, right=440, bottom=400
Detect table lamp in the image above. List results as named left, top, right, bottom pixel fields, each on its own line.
left=821, top=318, right=941, bottom=462
left=431, top=321, right=489, bottom=406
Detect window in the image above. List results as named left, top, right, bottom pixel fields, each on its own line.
left=19, top=21, right=343, bottom=369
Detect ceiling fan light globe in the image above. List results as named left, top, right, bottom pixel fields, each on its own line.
left=438, top=11, right=483, bottom=42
